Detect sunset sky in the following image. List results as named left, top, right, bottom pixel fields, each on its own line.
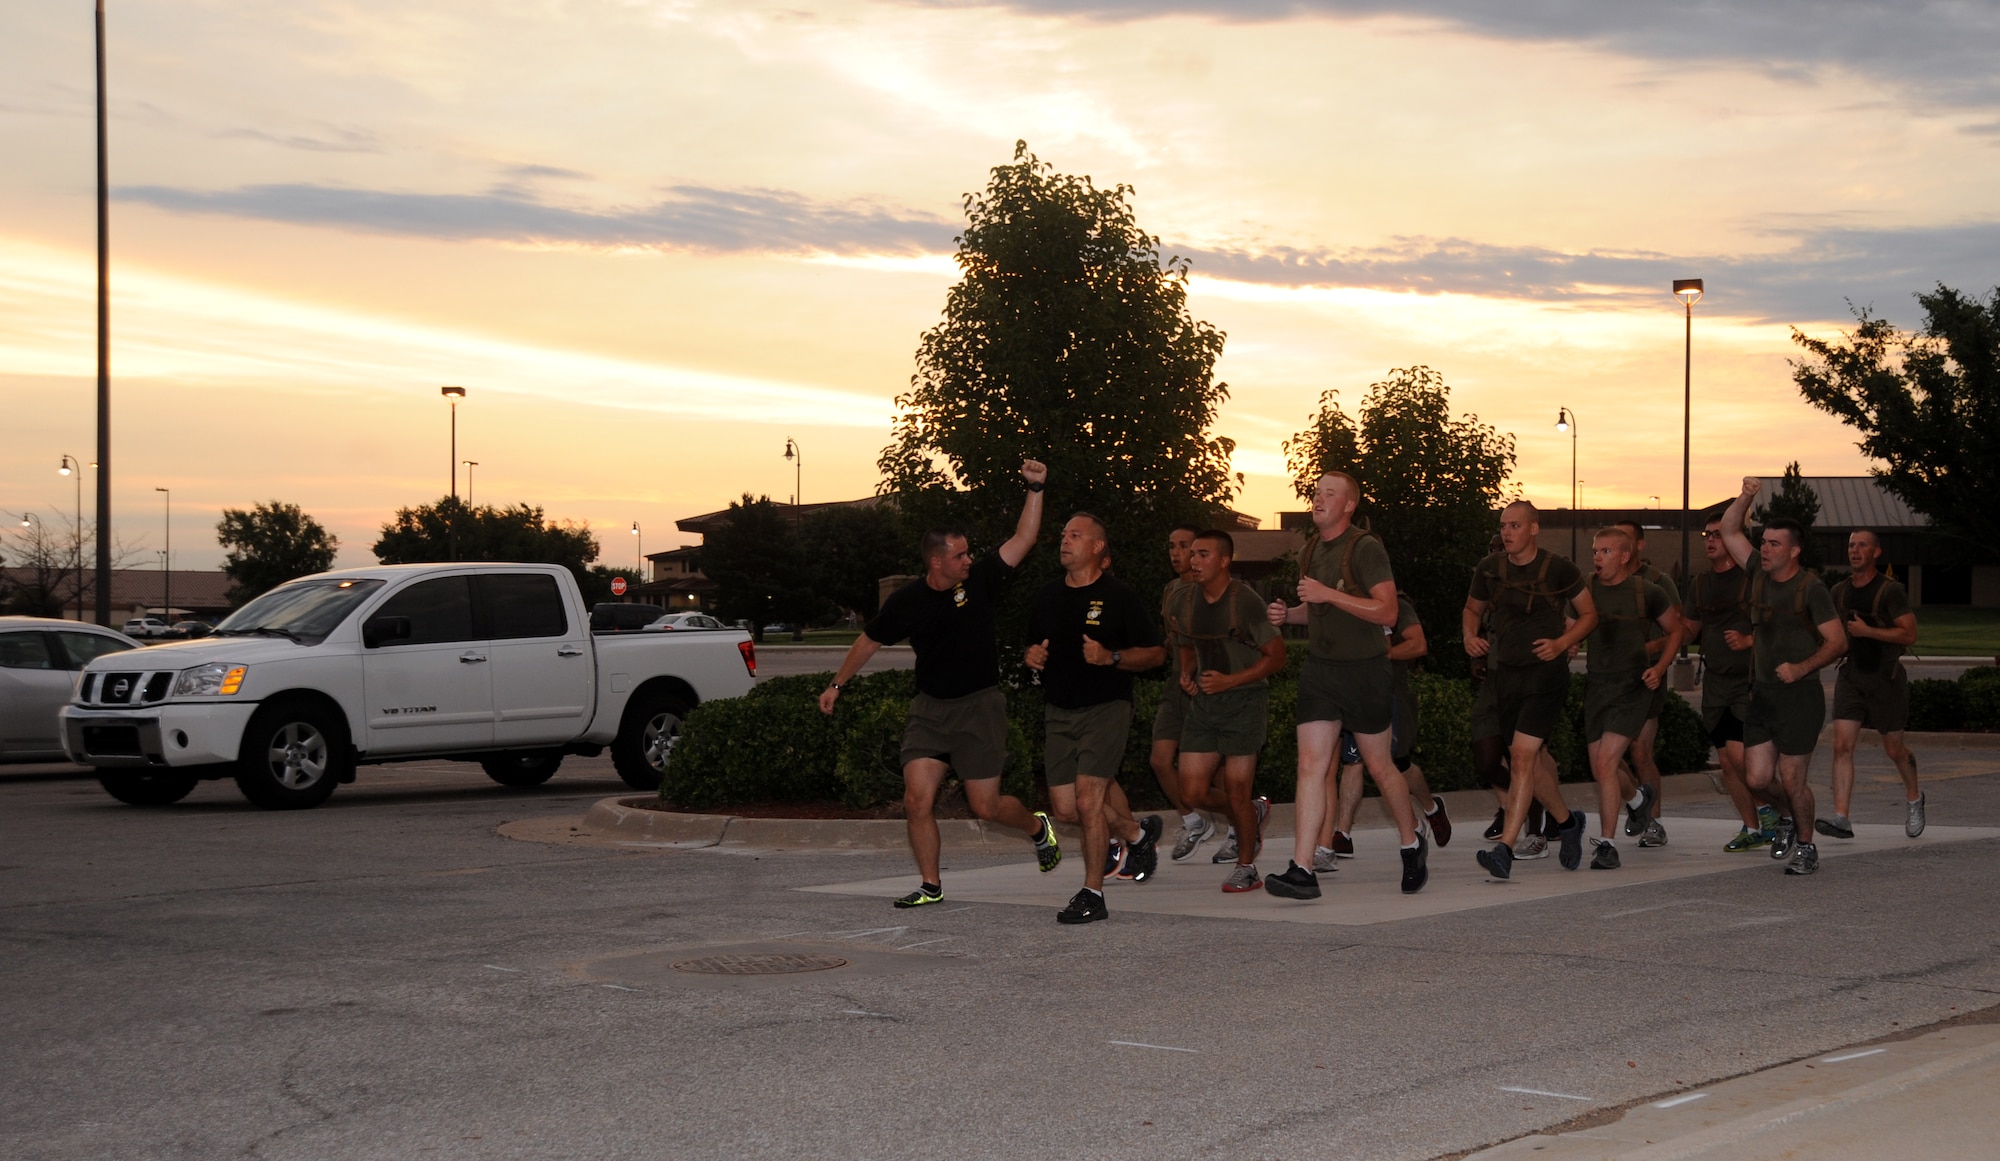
left=6, top=1, right=1999, bottom=572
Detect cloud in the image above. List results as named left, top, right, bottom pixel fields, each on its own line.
left=214, top=127, right=382, bottom=154
left=115, top=182, right=957, bottom=257
left=915, top=0, right=2000, bottom=105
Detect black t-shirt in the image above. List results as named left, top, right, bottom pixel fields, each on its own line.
left=865, top=552, right=1016, bottom=699
left=1027, top=573, right=1161, bottom=709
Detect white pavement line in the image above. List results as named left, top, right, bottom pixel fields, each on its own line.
left=1821, top=1048, right=1888, bottom=1063
left=1499, top=1086, right=1593, bottom=1101
left=601, top=984, right=638, bottom=992
left=1602, top=900, right=1706, bottom=919
left=1653, top=1093, right=1709, bottom=1109
left=1109, top=1041, right=1199, bottom=1054
left=844, top=1009, right=894, bottom=1018
left=939, top=906, right=973, bottom=913
left=482, top=965, right=524, bottom=973
left=831, top=926, right=909, bottom=940
left=897, top=937, right=954, bottom=949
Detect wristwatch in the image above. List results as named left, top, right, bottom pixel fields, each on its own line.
left=1109, top=650, right=1122, bottom=668
left=1026, top=480, right=1045, bottom=493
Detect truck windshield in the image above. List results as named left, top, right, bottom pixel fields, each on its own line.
left=214, top=579, right=386, bottom=645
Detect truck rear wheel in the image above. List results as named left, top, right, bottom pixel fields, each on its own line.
left=481, top=751, right=564, bottom=787
left=98, top=771, right=200, bottom=806
left=612, top=688, right=690, bottom=791
left=233, top=700, right=346, bottom=810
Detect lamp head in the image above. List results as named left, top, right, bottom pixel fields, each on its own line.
left=441, top=385, right=466, bottom=400
left=1555, top=408, right=1570, bottom=433
left=1673, top=278, right=1704, bottom=306
left=19, top=515, right=29, bottom=528
left=784, top=438, right=797, bottom=461
left=58, top=460, right=72, bottom=476
left=155, top=487, right=168, bottom=494
left=630, top=521, right=640, bottom=535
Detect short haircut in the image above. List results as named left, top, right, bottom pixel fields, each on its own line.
left=1851, top=528, right=1882, bottom=549
left=1316, top=470, right=1361, bottom=499
left=1614, top=519, right=1645, bottom=542
left=1193, top=528, right=1235, bottom=559
left=1502, top=499, right=1539, bottom=525
left=1169, top=522, right=1201, bottom=538
left=1704, top=516, right=1723, bottom=529
left=1594, top=526, right=1635, bottom=553
left=1067, top=511, right=1108, bottom=542
left=1764, top=517, right=1806, bottom=549
left=919, top=527, right=967, bottom=565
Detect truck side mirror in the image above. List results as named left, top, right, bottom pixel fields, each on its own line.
left=362, top=616, right=412, bottom=649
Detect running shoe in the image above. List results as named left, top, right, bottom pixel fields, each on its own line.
left=1311, top=845, right=1340, bottom=873
left=1590, top=840, right=1621, bottom=870
left=1426, top=796, right=1453, bottom=848
left=1484, top=808, right=1506, bottom=841
left=1476, top=842, right=1514, bottom=881
left=1639, top=820, right=1668, bottom=848
left=1724, top=827, right=1768, bottom=853
left=1513, top=832, right=1550, bottom=859
left=1211, top=831, right=1239, bottom=864
left=1624, top=784, right=1657, bottom=837
left=1033, top=811, right=1062, bottom=872
left=1906, top=794, right=1927, bottom=838
left=1103, top=839, right=1125, bottom=877
left=1331, top=830, right=1355, bottom=858
left=1057, top=888, right=1109, bottom=924
left=1264, top=861, right=1322, bottom=900
left=1757, top=804, right=1780, bottom=836
left=1785, top=842, right=1820, bottom=876
left=1399, top=830, right=1430, bottom=894
left=1171, top=814, right=1215, bottom=862
left=1769, top=817, right=1797, bottom=861
left=1557, top=809, right=1586, bottom=871
left=893, top=883, right=944, bottom=908
left=1815, top=814, right=1854, bottom=840
left=1221, top=863, right=1261, bottom=893
left=1120, top=817, right=1163, bottom=882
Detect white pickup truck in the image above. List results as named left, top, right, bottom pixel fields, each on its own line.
left=59, top=563, right=756, bottom=809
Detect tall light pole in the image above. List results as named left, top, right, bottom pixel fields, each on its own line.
left=1673, top=278, right=1704, bottom=593
left=154, top=486, right=169, bottom=620
left=1556, top=407, right=1578, bottom=562
left=783, top=438, right=801, bottom=509
left=441, top=386, right=465, bottom=560
left=59, top=456, right=82, bottom=619
left=631, top=521, right=642, bottom=582
left=94, top=0, right=112, bottom=627
left=462, top=460, right=478, bottom=505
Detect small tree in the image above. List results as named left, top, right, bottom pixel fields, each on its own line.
left=373, top=498, right=599, bottom=586
left=1283, top=366, right=1516, bottom=675
left=1753, top=461, right=1823, bottom=570
left=1792, top=286, right=2000, bottom=545
left=700, top=495, right=822, bottom=641
left=797, top=503, right=906, bottom=620
left=0, top=512, right=143, bottom=618
left=216, top=501, right=340, bottom=607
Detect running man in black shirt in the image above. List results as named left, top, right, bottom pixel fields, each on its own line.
left=819, top=460, right=1051, bottom=907
left=1824, top=529, right=1925, bottom=839
left=1025, top=514, right=1167, bottom=924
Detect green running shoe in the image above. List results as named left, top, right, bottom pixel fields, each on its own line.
left=1757, top=804, right=1780, bottom=835
left=893, top=883, right=944, bottom=908
left=1724, top=826, right=1768, bottom=853
left=1033, top=811, right=1062, bottom=872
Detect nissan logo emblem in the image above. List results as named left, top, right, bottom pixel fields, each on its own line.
left=112, top=678, right=130, bottom=698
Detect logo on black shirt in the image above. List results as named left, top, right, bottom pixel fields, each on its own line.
left=1085, top=600, right=1103, bottom=626
left=952, top=584, right=966, bottom=607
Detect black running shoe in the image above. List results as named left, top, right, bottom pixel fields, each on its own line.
left=1814, top=815, right=1854, bottom=840
left=1102, top=839, right=1124, bottom=877
left=1263, top=861, right=1322, bottom=900
left=893, top=883, right=944, bottom=908
left=1542, top=807, right=1564, bottom=841
left=1484, top=808, right=1506, bottom=841
left=1624, top=784, right=1657, bottom=837
left=1123, top=822, right=1161, bottom=883
left=1590, top=840, right=1621, bottom=870
left=1476, top=842, right=1514, bottom=881
left=1057, top=888, right=1109, bottom=924
left=1558, top=809, right=1586, bottom=871
left=1400, top=830, right=1430, bottom=894
left=1427, top=796, right=1453, bottom=848
left=1784, top=842, right=1820, bottom=876
left=1769, top=817, right=1797, bottom=861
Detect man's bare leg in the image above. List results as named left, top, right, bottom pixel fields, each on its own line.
left=1327, top=760, right=1364, bottom=848
left=961, top=776, right=1043, bottom=840
left=1499, top=735, right=1572, bottom=848
left=1830, top=719, right=1862, bottom=819
left=903, top=759, right=951, bottom=886
left=1149, top=738, right=1190, bottom=816
left=1717, top=739, right=1761, bottom=829
left=1291, top=721, right=1341, bottom=869
left=1589, top=734, right=1635, bottom=842
left=1631, top=717, right=1665, bottom=817
left=1742, top=741, right=1794, bottom=823
left=1181, top=752, right=1260, bottom=865
left=1076, top=774, right=1115, bottom=891
left=1779, top=752, right=1817, bottom=838
left=1883, top=731, right=1921, bottom=801
left=1353, top=729, right=1419, bottom=843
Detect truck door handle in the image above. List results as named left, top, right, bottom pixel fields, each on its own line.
left=556, top=645, right=584, bottom=656
left=459, top=652, right=488, bottom=664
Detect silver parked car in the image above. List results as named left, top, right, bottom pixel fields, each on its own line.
left=0, top=617, right=140, bottom=761
left=645, top=612, right=727, bottom=631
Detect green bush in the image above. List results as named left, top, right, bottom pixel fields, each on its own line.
left=1409, top=673, right=1475, bottom=791
left=1908, top=678, right=1968, bottom=732
left=660, top=685, right=840, bottom=809
left=1960, top=666, right=2000, bottom=731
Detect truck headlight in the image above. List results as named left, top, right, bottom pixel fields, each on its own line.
left=174, top=663, right=248, bottom=697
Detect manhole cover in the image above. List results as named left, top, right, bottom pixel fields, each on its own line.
left=670, top=953, right=850, bottom=976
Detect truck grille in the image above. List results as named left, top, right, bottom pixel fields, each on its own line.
left=82, top=671, right=174, bottom=706
left=97, top=672, right=143, bottom=704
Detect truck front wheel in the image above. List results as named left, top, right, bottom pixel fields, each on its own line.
left=233, top=700, right=346, bottom=810
left=98, top=771, right=200, bottom=806
left=612, top=688, right=689, bottom=791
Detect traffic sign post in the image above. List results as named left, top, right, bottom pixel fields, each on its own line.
left=609, top=576, right=628, bottom=597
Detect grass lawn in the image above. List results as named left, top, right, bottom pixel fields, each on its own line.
left=1913, top=607, right=2000, bottom=658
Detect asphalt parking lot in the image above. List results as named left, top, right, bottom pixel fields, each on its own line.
left=2, top=745, right=1997, bottom=1160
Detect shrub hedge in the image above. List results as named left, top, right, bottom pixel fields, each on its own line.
left=663, top=658, right=1714, bottom=810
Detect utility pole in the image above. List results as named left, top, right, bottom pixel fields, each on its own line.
left=94, top=0, right=112, bottom=626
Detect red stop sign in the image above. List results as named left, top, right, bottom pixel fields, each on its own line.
left=610, top=576, right=628, bottom=596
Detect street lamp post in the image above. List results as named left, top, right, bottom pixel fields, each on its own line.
left=94, top=0, right=112, bottom=627
left=631, top=521, right=642, bottom=583
left=462, top=460, right=478, bottom=505
left=783, top=438, right=801, bottom=508
left=1673, top=279, right=1703, bottom=592
left=154, top=486, right=169, bottom=621
left=1556, top=408, right=1579, bottom=562
left=441, top=386, right=466, bottom=560
left=59, top=456, right=82, bottom=619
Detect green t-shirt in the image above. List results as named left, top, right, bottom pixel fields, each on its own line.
left=1834, top=573, right=1912, bottom=677
left=1300, top=526, right=1395, bottom=661
left=1391, top=595, right=1422, bottom=698
left=1636, top=561, right=1681, bottom=648
left=1468, top=550, right=1586, bottom=667
left=1690, top=564, right=1754, bottom=677
left=1586, top=574, right=1671, bottom=673
left=1750, top=568, right=1838, bottom=683
left=1159, top=576, right=1191, bottom=681
left=1172, top=579, right=1279, bottom=686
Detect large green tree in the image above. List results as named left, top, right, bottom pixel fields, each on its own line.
left=1283, top=366, right=1516, bottom=676
left=700, top=495, right=822, bottom=641
left=216, top=501, right=340, bottom=607
left=1792, top=285, right=2000, bottom=545
left=797, top=502, right=906, bottom=619
left=373, top=498, right=599, bottom=584
left=878, top=142, right=1238, bottom=629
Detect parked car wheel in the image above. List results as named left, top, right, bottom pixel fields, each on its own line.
left=233, top=700, right=346, bottom=810
left=480, top=751, right=564, bottom=787
left=97, top=771, right=200, bottom=806
left=612, top=687, right=690, bottom=791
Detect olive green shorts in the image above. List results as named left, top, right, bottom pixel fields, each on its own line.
left=1492, top=659, right=1570, bottom=743
left=1586, top=670, right=1653, bottom=743
left=1152, top=680, right=1189, bottom=743
left=1833, top=666, right=1909, bottom=734
left=1701, top=669, right=1752, bottom=745
left=1044, top=700, right=1134, bottom=787
left=1646, top=680, right=1670, bottom=721
left=1180, top=685, right=1270, bottom=758
left=1469, top=675, right=1501, bottom=742
left=1744, top=678, right=1826, bottom=758
left=901, top=687, right=1010, bottom=782
left=1295, top=655, right=1394, bottom=735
